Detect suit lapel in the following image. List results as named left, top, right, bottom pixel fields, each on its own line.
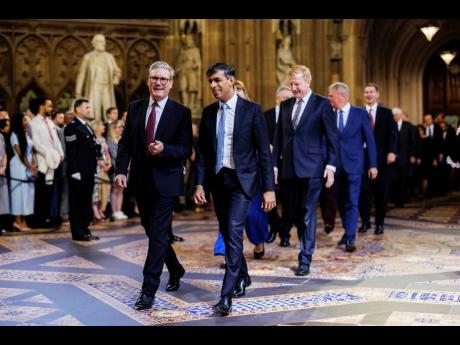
left=285, top=98, right=295, bottom=132
left=137, top=97, right=150, bottom=145
left=374, top=106, right=382, bottom=131
left=154, top=99, right=173, bottom=140
left=210, top=102, right=219, bottom=153
left=233, top=96, right=246, bottom=150
left=296, top=93, right=315, bottom=131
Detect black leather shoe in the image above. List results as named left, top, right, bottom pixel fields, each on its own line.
left=279, top=238, right=290, bottom=247
left=266, top=231, right=277, bottom=243
left=72, top=235, right=91, bottom=242
left=212, top=296, right=232, bottom=316
left=345, top=241, right=356, bottom=252
left=172, top=235, right=184, bottom=242
left=253, top=243, right=265, bottom=259
left=220, top=263, right=226, bottom=269
left=375, top=225, right=384, bottom=235
left=134, top=293, right=155, bottom=310
left=88, top=234, right=99, bottom=240
left=165, top=267, right=185, bottom=292
left=337, top=234, right=347, bottom=246
left=233, top=276, right=252, bottom=298
left=295, top=264, right=310, bottom=276
left=358, top=222, right=371, bottom=233
left=324, top=225, right=334, bottom=234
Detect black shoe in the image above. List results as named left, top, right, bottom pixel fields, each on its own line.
left=88, top=234, right=99, bottom=240
left=253, top=244, right=265, bottom=259
left=165, top=267, right=186, bottom=292
left=172, top=235, right=184, bottom=242
left=358, top=222, right=371, bottom=233
left=279, top=238, right=290, bottom=247
left=134, top=292, right=155, bottom=310
left=233, top=276, right=252, bottom=298
left=212, top=296, right=232, bottom=316
left=345, top=241, right=356, bottom=252
left=266, top=231, right=277, bottom=243
left=72, top=234, right=91, bottom=242
left=375, top=225, right=384, bottom=235
left=337, top=234, right=347, bottom=246
left=324, top=225, right=334, bottom=234
left=295, top=264, right=310, bottom=276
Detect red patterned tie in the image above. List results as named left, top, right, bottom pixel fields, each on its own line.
left=145, top=102, right=157, bottom=150
left=368, top=108, right=375, bottom=129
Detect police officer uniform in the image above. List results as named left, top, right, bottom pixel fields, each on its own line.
left=64, top=117, right=99, bottom=241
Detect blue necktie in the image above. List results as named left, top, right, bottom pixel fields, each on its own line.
left=338, top=109, right=344, bottom=133
left=215, top=103, right=228, bottom=174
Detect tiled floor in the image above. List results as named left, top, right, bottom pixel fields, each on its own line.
left=2, top=192, right=460, bottom=326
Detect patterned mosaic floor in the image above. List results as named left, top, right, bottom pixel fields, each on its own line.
left=2, top=192, right=460, bottom=326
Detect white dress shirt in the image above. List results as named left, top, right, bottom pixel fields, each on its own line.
left=365, top=103, right=378, bottom=124
left=291, top=90, right=312, bottom=125
left=216, top=92, right=238, bottom=170
left=336, top=102, right=351, bottom=129
left=145, top=96, right=168, bottom=141
left=426, top=124, right=434, bottom=138
left=275, top=104, right=280, bottom=124
left=397, top=119, right=403, bottom=132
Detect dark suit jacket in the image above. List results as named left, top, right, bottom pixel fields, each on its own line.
left=338, top=105, right=377, bottom=175
left=195, top=95, right=274, bottom=198
left=264, top=107, right=277, bottom=145
left=272, top=93, right=339, bottom=179
left=368, top=105, right=398, bottom=169
left=396, top=121, right=417, bottom=168
left=116, top=97, right=193, bottom=198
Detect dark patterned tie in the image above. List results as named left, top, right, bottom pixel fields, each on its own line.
left=368, top=108, right=375, bottom=129
left=292, top=99, right=303, bottom=129
left=145, top=102, right=158, bottom=150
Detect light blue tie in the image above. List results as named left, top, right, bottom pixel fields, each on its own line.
left=215, top=103, right=228, bottom=174
left=338, top=109, right=344, bottom=133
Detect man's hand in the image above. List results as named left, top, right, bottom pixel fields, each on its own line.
left=368, top=167, right=378, bottom=179
left=60, top=155, right=64, bottom=162
left=262, top=191, right=276, bottom=212
left=194, top=186, right=207, bottom=205
left=324, top=168, right=335, bottom=188
left=410, top=156, right=416, bottom=164
left=114, top=174, right=127, bottom=188
left=387, top=152, right=396, bottom=164
left=148, top=140, right=164, bottom=156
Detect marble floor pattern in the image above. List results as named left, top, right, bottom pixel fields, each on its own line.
left=2, top=192, right=460, bottom=326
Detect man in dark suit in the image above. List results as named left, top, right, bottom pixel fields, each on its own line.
left=194, top=63, right=275, bottom=316
left=64, top=99, right=100, bottom=242
left=115, top=61, right=193, bottom=311
left=264, top=86, right=293, bottom=244
left=358, top=83, right=397, bottom=235
left=390, top=108, right=417, bottom=207
left=328, top=83, right=377, bottom=252
left=272, top=65, right=339, bottom=276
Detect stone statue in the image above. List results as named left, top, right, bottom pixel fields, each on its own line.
left=75, top=34, right=121, bottom=121
left=276, top=35, right=297, bottom=87
left=176, top=34, right=202, bottom=110
left=330, top=38, right=342, bottom=61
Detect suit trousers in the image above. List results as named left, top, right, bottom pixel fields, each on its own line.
left=335, top=171, right=362, bottom=241
left=136, top=180, right=182, bottom=297
left=68, top=175, right=94, bottom=238
left=359, top=166, right=390, bottom=226
left=267, top=185, right=283, bottom=235
left=211, top=168, right=251, bottom=298
left=34, top=172, right=53, bottom=227
left=280, top=177, right=322, bottom=265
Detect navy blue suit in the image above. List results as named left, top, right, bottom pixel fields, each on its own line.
left=116, top=97, right=193, bottom=296
left=272, top=92, right=339, bottom=265
left=196, top=95, right=274, bottom=298
left=334, top=105, right=377, bottom=242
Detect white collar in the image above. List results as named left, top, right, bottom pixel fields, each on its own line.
left=219, top=92, right=239, bottom=111
left=149, top=96, right=168, bottom=110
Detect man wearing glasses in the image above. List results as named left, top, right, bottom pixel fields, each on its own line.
left=115, top=61, right=193, bottom=310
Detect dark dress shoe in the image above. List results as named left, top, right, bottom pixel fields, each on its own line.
left=165, top=267, right=185, bottom=292
left=134, top=293, right=155, bottom=310
left=337, top=234, right=347, bottom=246
left=233, top=276, right=252, bottom=298
left=375, top=225, right=384, bottom=235
left=88, top=234, right=100, bottom=240
left=212, top=296, right=232, bottom=316
left=172, top=235, right=185, bottom=242
left=324, top=225, right=334, bottom=234
left=279, top=238, right=290, bottom=247
left=266, top=231, right=277, bottom=243
left=358, top=222, right=371, bottom=233
left=72, top=235, right=91, bottom=242
left=295, top=264, right=310, bottom=276
left=253, top=244, right=265, bottom=259
left=345, top=241, right=356, bottom=252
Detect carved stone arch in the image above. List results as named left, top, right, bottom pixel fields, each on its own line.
left=0, top=35, right=12, bottom=94
left=16, top=79, right=47, bottom=113
left=16, top=34, right=50, bottom=92
left=0, top=84, right=11, bottom=112
left=105, top=37, right=124, bottom=79
left=53, top=36, right=86, bottom=95
left=55, top=83, right=76, bottom=113
left=126, top=39, right=159, bottom=94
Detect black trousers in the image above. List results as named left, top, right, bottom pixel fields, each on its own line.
left=136, top=178, right=183, bottom=297
left=267, top=185, right=283, bottom=235
left=68, top=175, right=94, bottom=238
left=319, top=180, right=337, bottom=229
left=33, top=172, right=53, bottom=227
left=211, top=168, right=251, bottom=298
left=359, top=166, right=390, bottom=227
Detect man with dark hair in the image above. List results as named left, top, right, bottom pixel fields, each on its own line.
left=64, top=99, right=99, bottom=241
left=103, top=107, right=119, bottom=138
left=29, top=97, right=64, bottom=228
left=194, top=63, right=276, bottom=316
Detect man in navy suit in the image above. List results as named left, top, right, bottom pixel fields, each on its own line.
left=328, top=82, right=377, bottom=252
left=194, top=63, right=276, bottom=316
left=272, top=65, right=339, bottom=276
left=115, top=61, right=193, bottom=310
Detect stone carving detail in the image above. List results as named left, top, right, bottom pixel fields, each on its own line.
left=126, top=39, right=158, bottom=94
left=106, top=38, right=124, bottom=80
left=54, top=37, right=86, bottom=94
left=0, top=36, right=12, bottom=92
left=16, top=35, right=49, bottom=90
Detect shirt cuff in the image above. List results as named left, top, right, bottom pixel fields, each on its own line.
left=71, top=172, right=81, bottom=180
left=325, top=165, right=336, bottom=173
left=447, top=156, right=460, bottom=169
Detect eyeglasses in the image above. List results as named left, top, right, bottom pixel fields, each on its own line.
left=148, top=76, right=170, bottom=85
